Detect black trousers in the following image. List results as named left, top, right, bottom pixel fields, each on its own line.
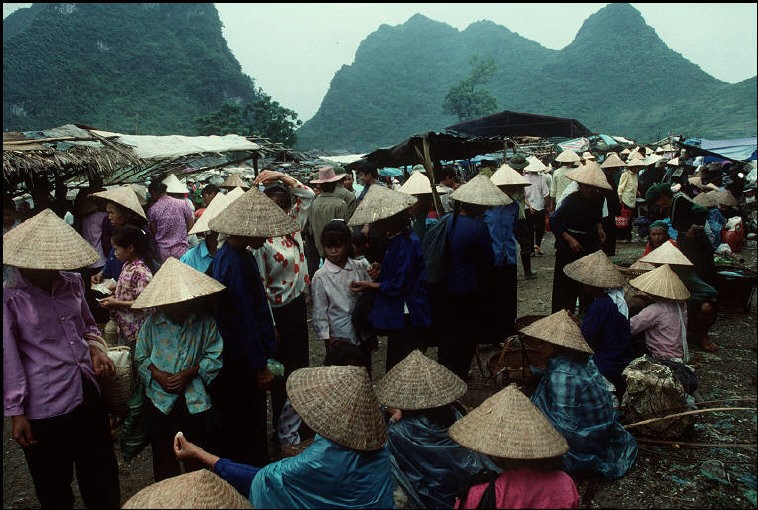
left=23, top=376, right=120, bottom=509
left=483, top=264, right=517, bottom=343
left=601, top=216, right=617, bottom=256
left=270, top=293, right=310, bottom=431
left=552, top=248, right=592, bottom=314
left=385, top=317, right=431, bottom=373
left=526, top=208, right=546, bottom=248
left=77, top=266, right=109, bottom=324
left=516, top=218, right=532, bottom=275
left=438, top=293, right=485, bottom=380
left=209, top=361, right=269, bottom=467
left=146, top=396, right=209, bottom=482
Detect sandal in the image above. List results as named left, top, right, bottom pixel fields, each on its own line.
left=701, top=337, right=719, bottom=352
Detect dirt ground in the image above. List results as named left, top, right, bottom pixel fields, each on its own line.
left=3, top=232, right=757, bottom=508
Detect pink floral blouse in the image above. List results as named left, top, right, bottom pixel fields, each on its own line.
left=113, top=258, right=153, bottom=345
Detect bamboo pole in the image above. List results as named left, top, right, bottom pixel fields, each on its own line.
left=414, top=134, right=444, bottom=217
left=623, top=407, right=755, bottom=429
left=636, top=438, right=757, bottom=450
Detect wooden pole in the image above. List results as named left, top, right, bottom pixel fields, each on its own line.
left=623, top=407, right=754, bottom=429
left=414, top=134, right=443, bottom=217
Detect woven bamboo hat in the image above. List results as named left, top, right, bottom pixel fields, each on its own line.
left=129, top=183, right=149, bottom=206
left=398, top=170, right=435, bottom=195
left=601, top=152, right=627, bottom=169
left=90, top=185, right=148, bottom=220
left=582, top=151, right=597, bottom=161
left=448, top=384, right=569, bottom=460
left=208, top=186, right=298, bottom=237
left=122, top=469, right=252, bottom=509
left=639, top=240, right=693, bottom=266
left=450, top=174, right=513, bottom=206
left=225, top=186, right=246, bottom=203
left=565, top=161, right=612, bottom=190
left=630, top=260, right=656, bottom=271
left=347, top=184, right=417, bottom=227
left=490, top=164, right=531, bottom=187
left=188, top=192, right=231, bottom=235
left=629, top=264, right=690, bottom=300
left=375, top=350, right=467, bottom=410
left=626, top=156, right=647, bottom=168
left=563, top=250, right=626, bottom=288
left=555, top=149, right=580, bottom=163
left=162, top=174, right=189, bottom=194
left=132, top=257, right=225, bottom=309
left=715, top=189, right=738, bottom=207
left=287, top=365, right=386, bottom=451
left=221, top=173, right=249, bottom=190
left=667, top=157, right=680, bottom=167
left=620, top=148, right=631, bottom=156
left=3, top=208, right=100, bottom=270
left=519, top=309, right=593, bottom=354
left=693, top=190, right=719, bottom=207
left=524, top=156, right=548, bottom=173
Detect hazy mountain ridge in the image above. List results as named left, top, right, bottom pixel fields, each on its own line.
left=297, top=3, right=756, bottom=152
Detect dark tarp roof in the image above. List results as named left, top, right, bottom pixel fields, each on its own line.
left=445, top=110, right=593, bottom=139
left=345, top=132, right=504, bottom=170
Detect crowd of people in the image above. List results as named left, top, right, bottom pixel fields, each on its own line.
left=3, top=143, right=754, bottom=509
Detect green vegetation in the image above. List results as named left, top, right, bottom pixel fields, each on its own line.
left=297, top=4, right=756, bottom=151
left=3, top=3, right=299, bottom=145
left=442, top=56, right=498, bottom=121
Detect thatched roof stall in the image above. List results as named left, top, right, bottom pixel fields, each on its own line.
left=3, top=125, right=143, bottom=194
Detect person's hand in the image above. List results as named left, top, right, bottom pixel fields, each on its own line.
left=165, top=368, right=195, bottom=393
left=256, top=366, right=275, bottom=391
left=91, top=349, right=115, bottom=377
left=367, top=262, right=381, bottom=280
left=150, top=365, right=174, bottom=392
left=254, top=169, right=287, bottom=186
left=97, top=296, right=118, bottom=309
left=567, top=236, right=583, bottom=253
left=597, top=226, right=607, bottom=245
left=11, top=415, right=37, bottom=448
left=387, top=407, right=402, bottom=423
left=91, top=272, right=103, bottom=285
left=174, top=431, right=201, bottom=462
left=350, top=281, right=367, bottom=292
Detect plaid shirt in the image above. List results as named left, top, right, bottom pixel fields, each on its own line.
left=531, top=355, right=637, bottom=480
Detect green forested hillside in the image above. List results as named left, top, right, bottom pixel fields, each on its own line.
left=3, top=3, right=259, bottom=134
left=297, top=3, right=757, bottom=152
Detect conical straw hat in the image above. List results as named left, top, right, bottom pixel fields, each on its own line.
left=225, top=186, right=245, bottom=203
left=132, top=257, right=226, bottom=309
left=375, top=350, right=467, bottom=410
left=3, top=209, right=100, bottom=270
left=450, top=174, right=513, bottom=207
left=188, top=192, right=231, bottom=235
left=629, top=264, right=690, bottom=300
left=667, top=157, right=679, bottom=166
left=162, top=174, right=189, bottom=194
left=129, top=183, right=148, bottom=206
left=524, top=156, right=548, bottom=173
left=655, top=146, right=664, bottom=153
left=347, top=184, right=417, bottom=226
left=693, top=190, right=719, bottom=207
left=629, top=260, right=655, bottom=271
left=90, top=185, right=148, bottom=219
left=448, top=384, right=569, bottom=460
left=582, top=151, right=596, bottom=160
left=519, top=309, right=593, bottom=354
left=626, top=156, right=648, bottom=168
left=639, top=240, right=693, bottom=266
left=490, top=164, right=531, bottom=187
left=398, top=170, right=434, bottom=195
left=208, top=186, right=298, bottom=237
left=565, top=161, right=612, bottom=190
left=563, top=250, right=626, bottom=288
left=600, top=153, right=627, bottom=169
left=714, top=189, right=738, bottom=207
left=555, top=149, right=580, bottom=163
left=122, top=469, right=252, bottom=509
left=221, top=173, right=249, bottom=189
left=287, top=365, right=386, bottom=451
left=620, top=148, right=631, bottom=155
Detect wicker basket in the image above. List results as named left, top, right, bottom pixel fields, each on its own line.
left=487, top=335, right=544, bottom=388
left=100, top=345, right=133, bottom=419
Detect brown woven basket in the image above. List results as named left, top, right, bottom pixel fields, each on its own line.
left=100, top=345, right=133, bottom=419
left=487, top=335, right=545, bottom=388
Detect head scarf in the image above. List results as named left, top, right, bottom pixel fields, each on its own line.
left=645, top=182, right=672, bottom=204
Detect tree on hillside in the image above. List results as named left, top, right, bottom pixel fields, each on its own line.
left=195, top=90, right=302, bottom=146
left=442, top=56, right=499, bottom=121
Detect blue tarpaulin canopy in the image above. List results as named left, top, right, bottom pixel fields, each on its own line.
left=378, top=167, right=404, bottom=177
left=681, top=137, right=757, bottom=162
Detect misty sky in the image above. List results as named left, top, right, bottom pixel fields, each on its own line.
left=4, top=3, right=757, bottom=122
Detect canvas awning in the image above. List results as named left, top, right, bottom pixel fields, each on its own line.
left=445, top=110, right=593, bottom=139
left=680, top=137, right=757, bottom=162
left=345, top=132, right=504, bottom=171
